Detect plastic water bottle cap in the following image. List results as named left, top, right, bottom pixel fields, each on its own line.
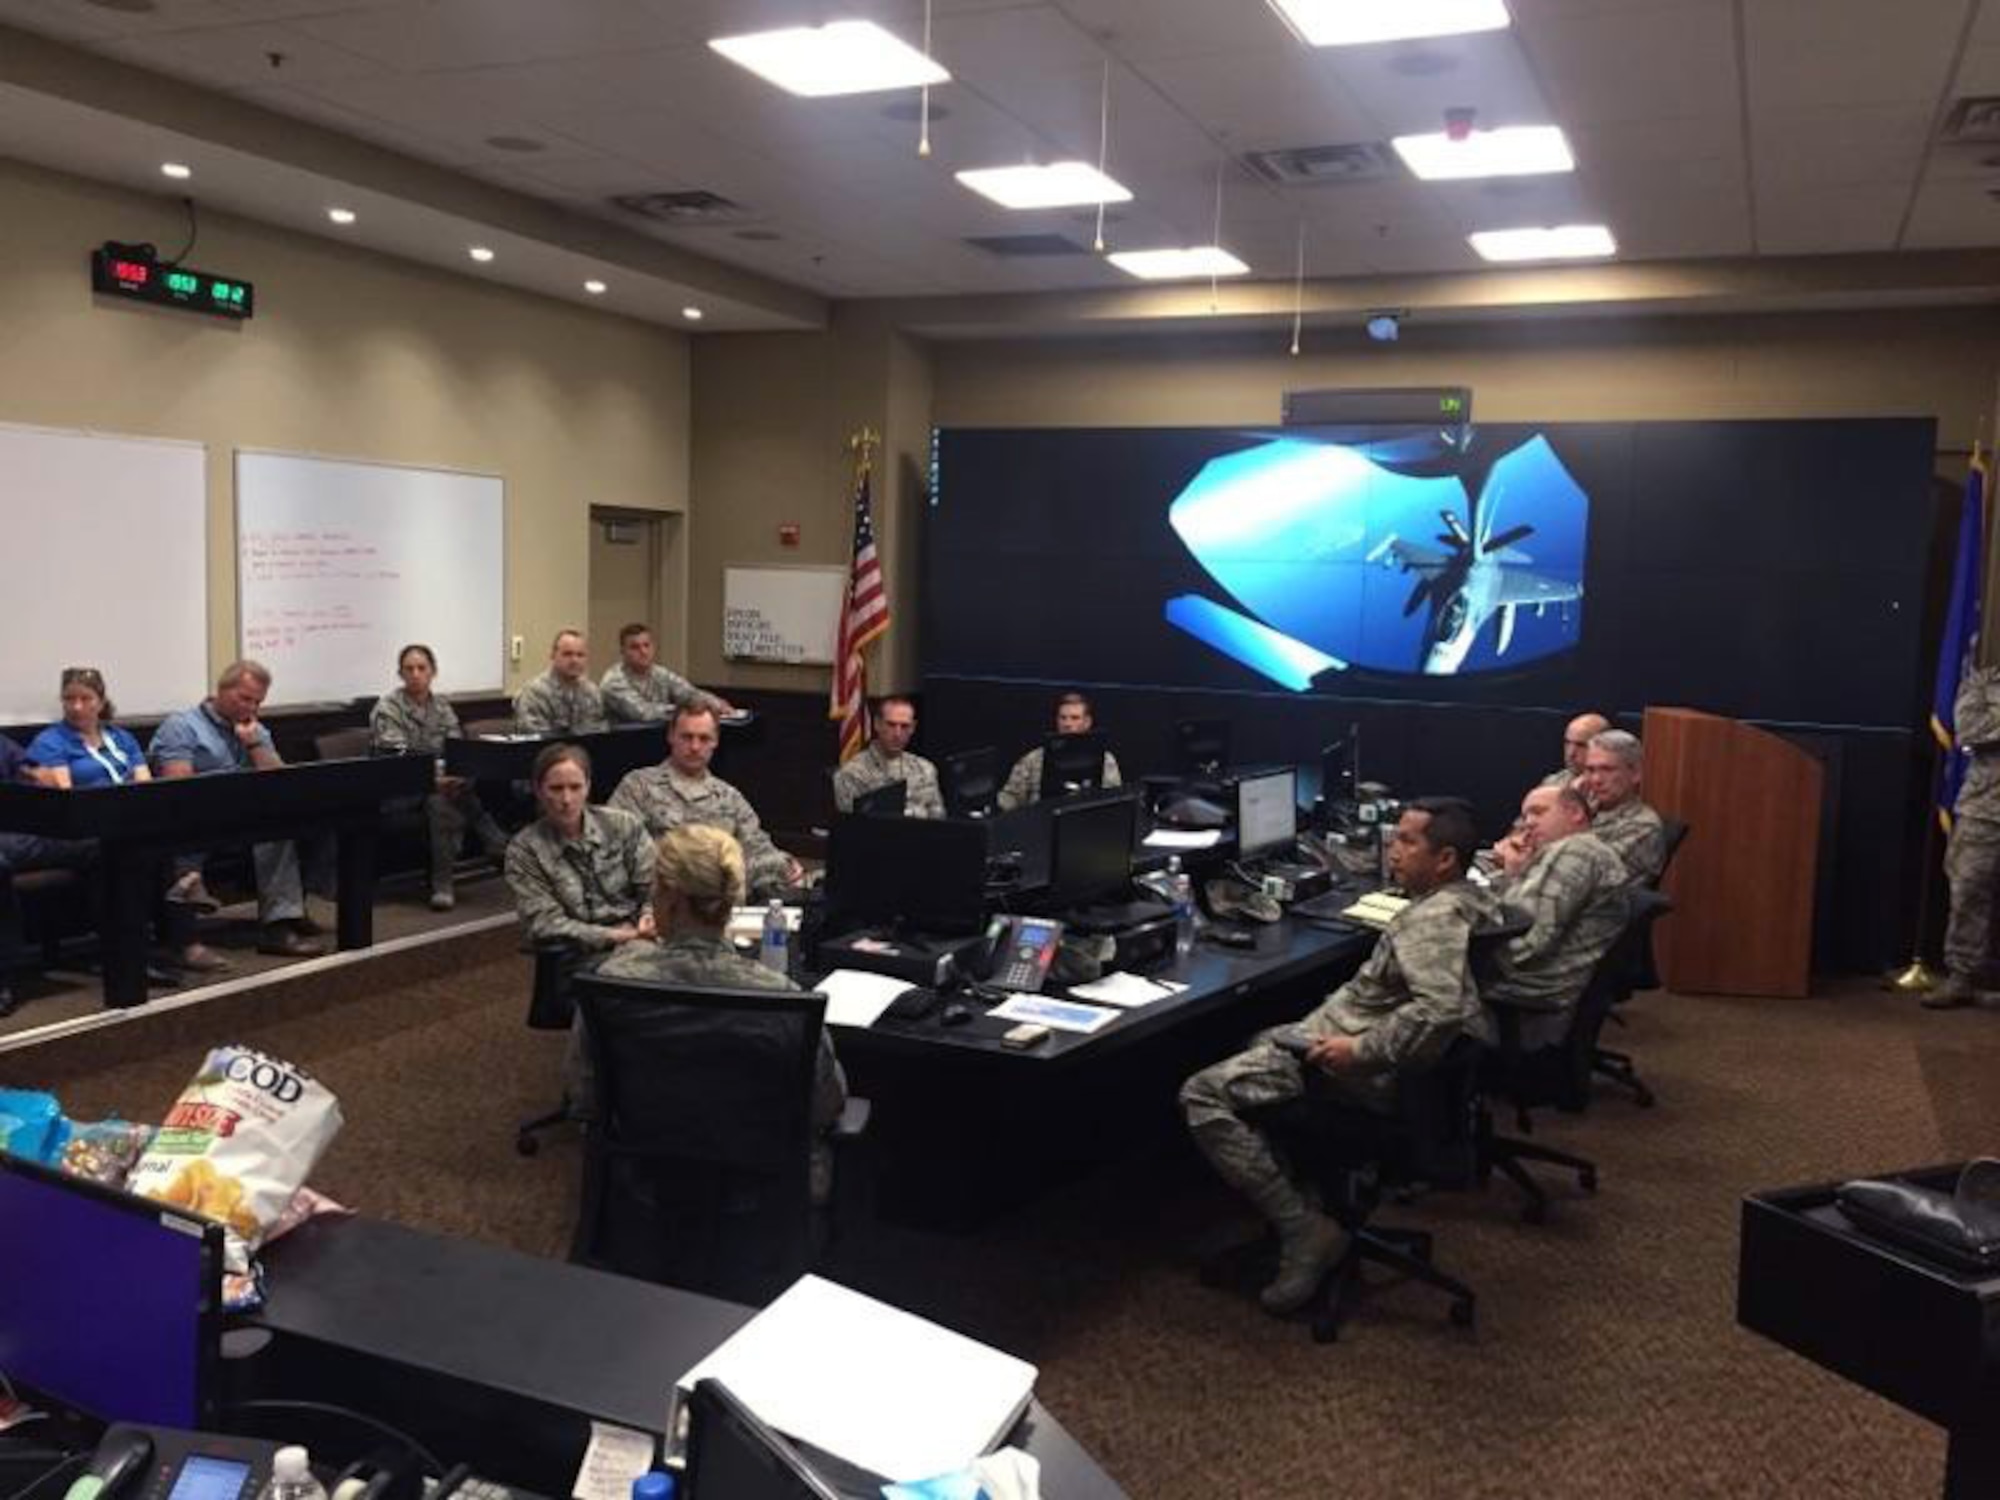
left=272, top=1449, right=310, bottom=1484
left=632, top=1473, right=676, bottom=1500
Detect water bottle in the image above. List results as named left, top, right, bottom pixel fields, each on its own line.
left=268, top=1448, right=328, bottom=1500
left=1167, top=856, right=1196, bottom=961
left=760, top=898, right=789, bottom=975
left=633, top=1473, right=677, bottom=1500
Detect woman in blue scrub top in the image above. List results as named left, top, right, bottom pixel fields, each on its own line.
left=25, top=668, right=151, bottom=788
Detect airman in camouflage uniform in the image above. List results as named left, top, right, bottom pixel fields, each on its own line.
left=831, top=697, right=943, bottom=817
left=369, top=673, right=509, bottom=906
left=1539, top=711, right=1610, bottom=792
left=1579, top=730, right=1666, bottom=885
left=1487, top=784, right=1630, bottom=1049
left=600, top=623, right=729, bottom=724
left=513, top=630, right=608, bottom=736
left=504, top=804, right=654, bottom=949
left=1181, top=800, right=1496, bottom=1314
left=1930, top=664, right=2000, bottom=1008
left=997, top=691, right=1122, bottom=811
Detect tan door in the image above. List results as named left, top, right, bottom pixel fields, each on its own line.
left=588, top=510, right=659, bottom=677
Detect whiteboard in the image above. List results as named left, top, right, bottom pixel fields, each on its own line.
left=236, top=451, right=505, bottom=706
left=0, top=421, right=208, bottom=723
left=724, top=566, right=847, bottom=665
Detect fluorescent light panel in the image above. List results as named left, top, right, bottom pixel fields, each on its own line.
left=1393, top=124, right=1572, bottom=180
left=708, top=21, right=948, bottom=97
left=1468, top=224, right=1616, bottom=262
left=1267, top=0, right=1509, bottom=46
left=1107, top=246, right=1250, bottom=280
left=956, top=161, right=1132, bottom=210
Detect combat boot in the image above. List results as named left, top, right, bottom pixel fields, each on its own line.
left=1259, top=1210, right=1349, bottom=1314
left=1923, top=972, right=1975, bottom=1009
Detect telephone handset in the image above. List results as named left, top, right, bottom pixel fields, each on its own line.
left=69, top=1426, right=279, bottom=1500
left=976, top=914, right=1064, bottom=993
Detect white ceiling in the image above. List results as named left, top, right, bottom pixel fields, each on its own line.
left=3, top=0, right=2000, bottom=325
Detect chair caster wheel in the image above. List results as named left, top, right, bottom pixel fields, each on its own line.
left=1311, top=1317, right=1340, bottom=1344
left=1450, top=1299, right=1475, bottom=1329
left=1580, top=1168, right=1599, bottom=1194
left=1522, top=1199, right=1547, bottom=1226
left=515, top=1133, right=539, bottom=1158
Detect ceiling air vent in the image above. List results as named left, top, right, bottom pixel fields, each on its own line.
left=1242, top=142, right=1394, bottom=186
left=1942, top=98, right=2000, bottom=144
left=963, top=233, right=1091, bottom=257
left=609, top=190, right=757, bottom=225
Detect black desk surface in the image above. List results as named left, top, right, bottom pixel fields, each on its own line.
left=251, top=1216, right=1127, bottom=1499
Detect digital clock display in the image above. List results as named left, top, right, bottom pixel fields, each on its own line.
left=90, top=243, right=254, bottom=319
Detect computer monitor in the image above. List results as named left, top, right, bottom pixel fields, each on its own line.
left=684, top=1378, right=839, bottom=1500
left=1236, top=768, right=1298, bottom=859
left=1048, top=792, right=1137, bottom=908
left=824, top=813, right=989, bottom=935
left=940, top=746, right=1000, bottom=819
left=1321, top=730, right=1360, bottom=805
left=851, top=779, right=907, bottom=818
left=1172, top=718, right=1231, bottom=777
left=0, top=1152, right=223, bottom=1428
left=1037, top=731, right=1109, bottom=800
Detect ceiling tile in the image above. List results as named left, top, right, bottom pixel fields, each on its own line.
left=1744, top=0, right=1967, bottom=111
left=1518, top=1, right=1738, bottom=126
left=1750, top=103, right=1932, bottom=193
left=290, top=0, right=690, bottom=73
left=1755, top=186, right=1908, bottom=254
left=96, top=22, right=383, bottom=95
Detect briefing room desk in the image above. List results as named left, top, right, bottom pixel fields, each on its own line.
left=239, top=1215, right=1127, bottom=1500
left=0, top=755, right=429, bottom=1007
left=1737, top=1165, right=2000, bottom=1497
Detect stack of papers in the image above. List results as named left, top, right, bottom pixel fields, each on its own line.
left=674, top=1275, right=1038, bottom=1483
left=812, top=968, right=912, bottom=1030
left=1340, top=892, right=1409, bottom=930
left=1066, top=972, right=1188, bottom=1008
left=1142, top=828, right=1223, bottom=851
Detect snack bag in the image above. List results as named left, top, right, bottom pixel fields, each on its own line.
left=60, top=1119, right=153, bottom=1188
left=0, top=1088, right=69, bottom=1165
left=128, top=1047, right=342, bottom=1260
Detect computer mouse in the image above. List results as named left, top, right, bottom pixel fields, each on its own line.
left=940, top=1001, right=976, bottom=1026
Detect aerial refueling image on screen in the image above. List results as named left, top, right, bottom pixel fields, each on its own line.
left=1164, top=430, right=1587, bottom=687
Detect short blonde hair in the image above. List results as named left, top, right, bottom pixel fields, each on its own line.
left=653, top=824, right=746, bottom=927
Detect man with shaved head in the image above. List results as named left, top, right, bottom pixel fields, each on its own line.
left=1541, top=712, right=1610, bottom=790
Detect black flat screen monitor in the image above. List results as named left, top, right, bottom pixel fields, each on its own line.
left=940, top=746, right=1000, bottom=819
left=1322, top=731, right=1360, bottom=805
left=851, top=779, right=907, bottom=818
left=1049, top=792, right=1137, bottom=908
left=685, top=1378, right=839, bottom=1500
left=1236, top=768, right=1298, bottom=859
left=1173, top=718, right=1231, bottom=777
left=0, top=1151, right=223, bottom=1428
left=1038, top=731, right=1109, bottom=800
left=825, top=813, right=989, bottom=935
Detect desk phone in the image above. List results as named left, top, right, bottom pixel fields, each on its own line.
left=978, top=915, right=1063, bottom=993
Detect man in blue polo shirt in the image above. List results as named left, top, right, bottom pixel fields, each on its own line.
left=150, top=660, right=328, bottom=958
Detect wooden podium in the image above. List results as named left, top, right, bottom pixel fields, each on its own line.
left=1642, top=706, right=1823, bottom=997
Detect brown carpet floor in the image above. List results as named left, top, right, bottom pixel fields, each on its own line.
left=17, top=936, right=1998, bottom=1499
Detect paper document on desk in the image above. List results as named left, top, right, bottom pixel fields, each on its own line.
left=674, top=1274, right=1037, bottom=1483
left=572, top=1421, right=655, bottom=1500
left=1341, top=892, right=1409, bottom=930
left=1143, top=828, right=1223, bottom=850
left=814, top=968, right=911, bottom=1030
left=1065, top=972, right=1187, bottom=1008
left=987, top=993, right=1118, bottom=1033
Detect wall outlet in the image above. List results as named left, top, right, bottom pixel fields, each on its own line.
left=509, top=634, right=524, bottom=664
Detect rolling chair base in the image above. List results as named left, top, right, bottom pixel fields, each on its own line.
left=1486, top=1133, right=1599, bottom=1224
left=515, top=1102, right=575, bottom=1157
left=1198, top=1220, right=1476, bottom=1342
left=1592, top=1045, right=1657, bottom=1108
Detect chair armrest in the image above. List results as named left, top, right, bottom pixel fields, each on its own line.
left=834, top=1096, right=872, bottom=1139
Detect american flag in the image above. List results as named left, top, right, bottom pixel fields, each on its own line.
left=831, top=457, right=889, bottom=763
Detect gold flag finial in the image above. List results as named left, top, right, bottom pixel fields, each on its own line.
left=848, top=425, right=880, bottom=464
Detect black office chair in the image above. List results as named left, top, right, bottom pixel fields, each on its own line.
left=568, top=973, right=866, bottom=1306
left=515, top=939, right=586, bottom=1156
left=1481, top=888, right=1675, bottom=1222
left=940, top=746, right=1001, bottom=819
left=1593, top=818, right=1690, bottom=1107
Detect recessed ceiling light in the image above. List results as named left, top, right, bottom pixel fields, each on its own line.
left=708, top=21, right=949, bottom=97
left=468, top=246, right=495, bottom=263
left=327, top=207, right=356, bottom=225
left=1468, top=224, right=1616, bottom=262
left=160, top=162, right=192, bottom=180
left=681, top=306, right=704, bottom=321
left=1266, top=0, right=1509, bottom=46
left=584, top=279, right=607, bottom=295
left=956, top=162, right=1133, bottom=210
left=1393, top=124, right=1573, bottom=180
left=1106, top=246, right=1250, bottom=280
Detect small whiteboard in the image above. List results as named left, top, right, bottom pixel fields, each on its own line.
left=724, top=566, right=846, bottom=665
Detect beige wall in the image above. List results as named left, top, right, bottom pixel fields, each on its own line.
left=0, top=157, right=690, bottom=698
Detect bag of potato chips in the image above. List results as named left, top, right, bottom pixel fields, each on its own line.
left=128, top=1047, right=342, bottom=1264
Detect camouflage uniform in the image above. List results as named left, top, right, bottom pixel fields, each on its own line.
left=1180, top=879, right=1498, bottom=1229
left=597, top=932, right=849, bottom=1202
left=1943, top=665, right=2000, bottom=984
left=1538, top=768, right=1576, bottom=790
left=600, top=662, right=705, bottom=725
left=1487, top=831, right=1630, bottom=1049
left=512, top=669, right=609, bottom=736
left=503, top=805, right=654, bottom=949
left=606, top=764, right=791, bottom=899
left=831, top=744, right=944, bottom=818
left=997, top=745, right=1123, bottom=812
left=369, top=687, right=508, bottom=893
left=1590, top=798, right=1667, bottom=886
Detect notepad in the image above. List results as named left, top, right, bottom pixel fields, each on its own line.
left=1066, top=972, right=1186, bottom=1008
left=1340, top=892, right=1409, bottom=930
left=673, top=1274, right=1037, bottom=1483
left=813, top=968, right=912, bottom=1030
left=1142, top=828, right=1223, bottom=850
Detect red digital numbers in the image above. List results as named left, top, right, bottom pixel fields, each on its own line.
left=111, top=260, right=151, bottom=286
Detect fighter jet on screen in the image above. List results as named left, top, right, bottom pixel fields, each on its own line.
left=1366, top=476, right=1584, bottom=675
